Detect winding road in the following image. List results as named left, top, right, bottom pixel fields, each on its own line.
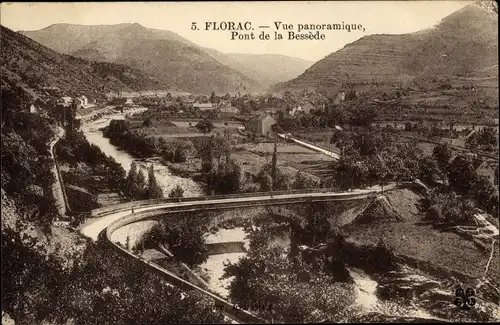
left=49, top=126, right=66, bottom=217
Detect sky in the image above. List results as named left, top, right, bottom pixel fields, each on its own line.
left=1, top=1, right=473, bottom=62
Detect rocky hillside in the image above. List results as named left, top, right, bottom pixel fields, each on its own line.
left=1, top=25, right=165, bottom=99
left=19, top=23, right=262, bottom=94
left=276, top=4, right=498, bottom=92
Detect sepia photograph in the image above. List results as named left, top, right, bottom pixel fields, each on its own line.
left=1, top=1, right=499, bottom=324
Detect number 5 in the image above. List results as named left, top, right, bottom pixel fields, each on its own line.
left=191, top=22, right=197, bottom=30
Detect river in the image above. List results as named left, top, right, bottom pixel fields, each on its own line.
left=81, top=106, right=204, bottom=197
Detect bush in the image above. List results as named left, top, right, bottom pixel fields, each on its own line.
left=169, top=185, right=185, bottom=198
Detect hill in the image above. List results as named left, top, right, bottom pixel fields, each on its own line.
left=19, top=23, right=262, bottom=94
left=227, top=53, right=313, bottom=88
left=203, top=50, right=313, bottom=88
left=1, top=25, right=166, bottom=101
left=19, top=23, right=313, bottom=93
left=275, top=4, right=498, bottom=92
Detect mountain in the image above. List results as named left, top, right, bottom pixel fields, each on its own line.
left=225, top=53, right=313, bottom=88
left=201, top=49, right=313, bottom=88
left=275, top=4, right=498, bottom=92
left=19, top=23, right=313, bottom=93
left=1, top=25, right=166, bottom=101
left=19, top=23, right=262, bottom=94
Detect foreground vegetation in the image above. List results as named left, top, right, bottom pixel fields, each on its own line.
left=1, top=89, right=228, bottom=324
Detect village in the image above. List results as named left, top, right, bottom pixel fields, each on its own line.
left=25, top=84, right=498, bottom=194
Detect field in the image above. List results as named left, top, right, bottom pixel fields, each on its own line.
left=170, top=121, right=244, bottom=129
left=129, top=116, right=245, bottom=138
left=232, top=142, right=335, bottom=179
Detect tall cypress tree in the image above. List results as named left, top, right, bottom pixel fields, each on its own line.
left=136, top=169, right=147, bottom=199
left=271, top=141, right=278, bottom=191
left=126, top=162, right=139, bottom=198
left=146, top=164, right=163, bottom=199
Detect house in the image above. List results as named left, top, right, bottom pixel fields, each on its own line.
left=332, top=91, right=346, bottom=105
left=105, top=92, right=118, bottom=100
left=247, top=114, right=277, bottom=137
left=301, top=102, right=316, bottom=114
left=218, top=101, right=238, bottom=114
left=59, top=96, right=73, bottom=106
left=451, top=138, right=466, bottom=148
left=440, top=137, right=466, bottom=148
left=289, top=106, right=302, bottom=116
left=27, top=104, right=38, bottom=114
left=476, top=161, right=497, bottom=186
left=125, top=98, right=134, bottom=105
left=78, top=95, right=88, bottom=107
left=41, top=86, right=61, bottom=96
left=220, top=105, right=238, bottom=114
left=193, top=102, right=215, bottom=111
left=74, top=98, right=85, bottom=109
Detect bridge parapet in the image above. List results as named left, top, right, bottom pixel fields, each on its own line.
left=91, top=186, right=394, bottom=218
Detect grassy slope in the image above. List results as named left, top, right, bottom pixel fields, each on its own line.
left=344, top=189, right=498, bottom=281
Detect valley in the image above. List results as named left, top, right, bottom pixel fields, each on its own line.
left=1, top=2, right=498, bottom=325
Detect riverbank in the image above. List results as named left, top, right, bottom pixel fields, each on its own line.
left=82, top=108, right=205, bottom=198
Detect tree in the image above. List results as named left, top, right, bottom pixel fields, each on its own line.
left=210, top=91, right=216, bottom=104
left=173, top=146, right=187, bottom=163
left=474, top=175, right=494, bottom=200
left=196, top=118, right=214, bottom=135
left=256, top=168, right=273, bottom=191
left=271, top=141, right=278, bottom=191
left=256, top=164, right=291, bottom=192
left=447, top=154, right=477, bottom=195
left=293, top=171, right=319, bottom=189
left=146, top=164, right=163, bottom=199
left=432, top=143, right=453, bottom=172
left=166, top=218, right=209, bottom=267
left=125, top=162, right=139, bottom=198
left=330, top=129, right=349, bottom=149
left=107, top=159, right=127, bottom=192
left=223, top=245, right=356, bottom=323
left=366, top=155, right=389, bottom=187
left=349, top=106, right=377, bottom=127
left=142, top=117, right=153, bottom=127
left=418, top=156, right=444, bottom=185
left=304, top=204, right=332, bottom=245
left=169, top=184, right=185, bottom=198
left=207, top=157, right=243, bottom=194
